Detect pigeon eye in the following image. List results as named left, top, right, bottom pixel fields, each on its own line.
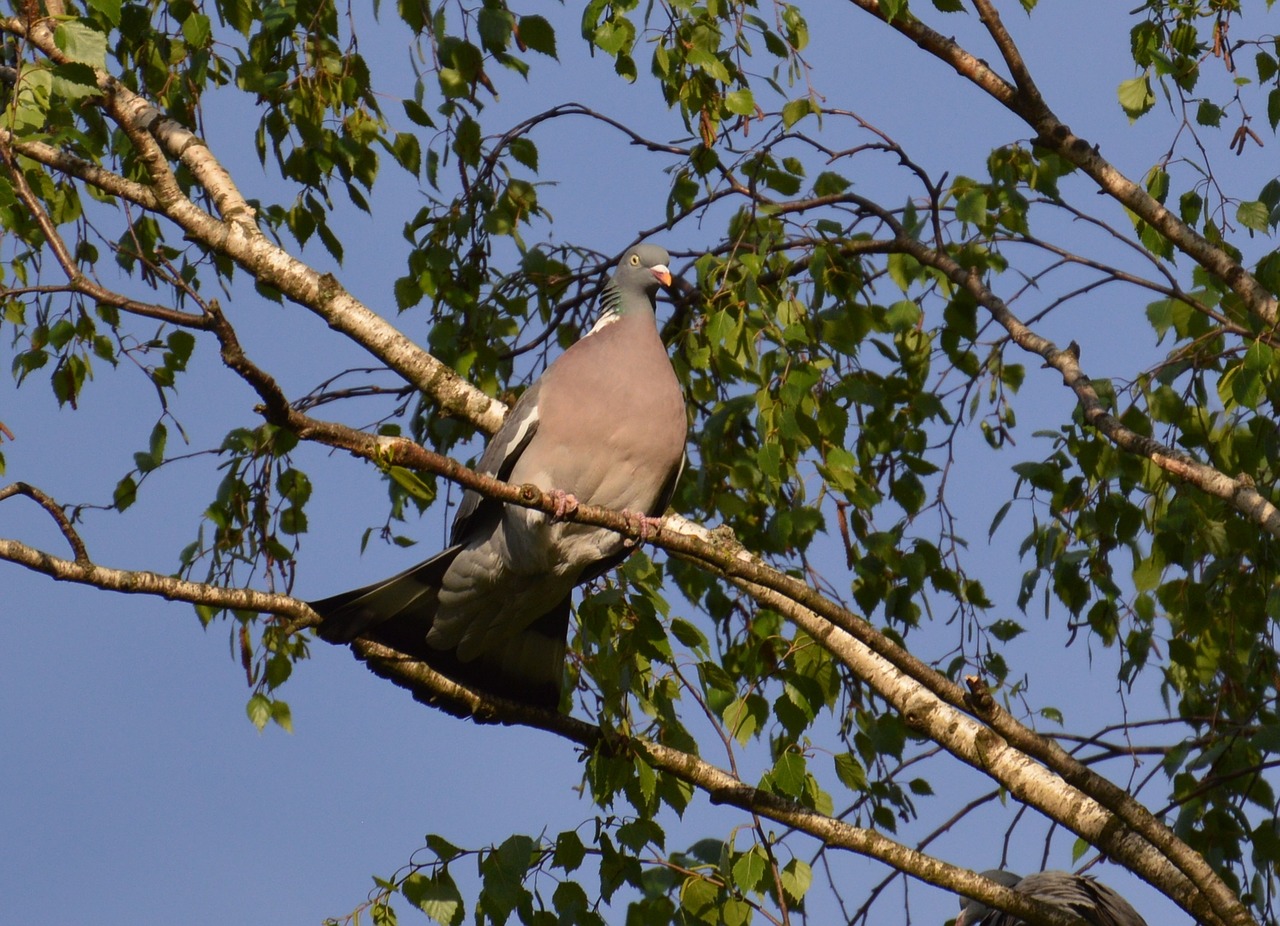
left=629, top=254, right=640, bottom=266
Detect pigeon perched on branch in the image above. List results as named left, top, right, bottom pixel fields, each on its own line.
left=312, top=244, right=687, bottom=708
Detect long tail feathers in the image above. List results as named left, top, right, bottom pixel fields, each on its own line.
left=310, top=547, right=569, bottom=708
left=310, top=545, right=461, bottom=643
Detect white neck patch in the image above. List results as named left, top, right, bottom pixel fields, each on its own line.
left=586, top=310, right=622, bottom=336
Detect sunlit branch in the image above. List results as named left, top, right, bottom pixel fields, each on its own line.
left=0, top=129, right=160, bottom=209
left=837, top=190, right=1280, bottom=549
left=2, top=15, right=508, bottom=436
left=840, top=0, right=1278, bottom=327
left=0, top=534, right=307, bottom=618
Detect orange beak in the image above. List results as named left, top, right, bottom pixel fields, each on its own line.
left=651, top=265, right=672, bottom=288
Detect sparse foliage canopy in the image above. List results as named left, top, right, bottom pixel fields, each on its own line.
left=5, top=1, right=1280, bottom=924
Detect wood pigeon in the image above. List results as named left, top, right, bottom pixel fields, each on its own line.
left=312, top=244, right=687, bottom=708
left=956, top=870, right=1148, bottom=926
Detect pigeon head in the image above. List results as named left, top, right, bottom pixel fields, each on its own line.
left=614, top=244, right=672, bottom=297
left=589, top=244, right=673, bottom=333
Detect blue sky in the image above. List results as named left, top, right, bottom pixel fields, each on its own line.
left=3, top=2, right=1272, bottom=923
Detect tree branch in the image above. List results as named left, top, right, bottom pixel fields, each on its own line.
left=345, top=646, right=1100, bottom=926
left=1, top=15, right=508, bottom=437
left=0, top=133, right=212, bottom=329
left=243, top=384, right=1233, bottom=924
left=0, top=482, right=89, bottom=563
left=841, top=0, right=1278, bottom=326
left=0, top=535, right=307, bottom=618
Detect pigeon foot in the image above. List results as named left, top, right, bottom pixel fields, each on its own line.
left=622, top=510, right=664, bottom=548
left=550, top=489, right=580, bottom=521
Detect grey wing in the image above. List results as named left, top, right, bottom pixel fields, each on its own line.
left=450, top=380, right=542, bottom=544
left=1010, top=873, right=1146, bottom=926
left=1078, top=880, right=1148, bottom=926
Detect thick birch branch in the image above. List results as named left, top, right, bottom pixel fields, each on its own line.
left=0, top=15, right=508, bottom=437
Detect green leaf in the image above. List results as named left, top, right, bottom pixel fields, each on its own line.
left=725, top=89, right=755, bottom=116
left=989, top=618, right=1025, bottom=642
left=1256, top=251, right=1280, bottom=296
left=592, top=16, right=634, bottom=56
left=1258, top=51, right=1279, bottom=84
left=1133, top=554, right=1163, bottom=592
left=732, top=847, right=767, bottom=891
left=781, top=97, right=814, bottom=129
left=477, top=6, right=514, bottom=52
left=1195, top=100, right=1223, bottom=127
left=113, top=475, right=137, bottom=511
left=769, top=751, right=806, bottom=796
left=813, top=170, right=850, bottom=196
left=670, top=617, right=708, bottom=651
left=269, top=699, right=292, bottom=733
left=955, top=188, right=988, bottom=226
left=246, top=693, right=271, bottom=731
left=1238, top=200, right=1270, bottom=233
left=479, top=834, right=535, bottom=924
left=167, top=330, right=196, bottom=367
left=181, top=12, right=212, bottom=48
left=391, top=132, right=421, bottom=175
left=51, top=20, right=106, bottom=69
left=8, top=66, right=52, bottom=131
left=87, top=0, right=122, bottom=26
left=279, top=506, right=308, bottom=535
left=723, top=696, right=762, bottom=744
left=1252, top=724, right=1280, bottom=754
left=149, top=422, right=167, bottom=467
left=833, top=752, right=867, bottom=791
left=54, top=21, right=108, bottom=69
left=518, top=15, right=557, bottom=57
left=438, top=68, right=469, bottom=98
left=426, top=834, right=462, bottom=863
left=1117, top=75, right=1154, bottom=120
left=780, top=858, right=812, bottom=902
left=1179, top=190, right=1203, bottom=227
left=50, top=62, right=100, bottom=103
left=886, top=299, right=921, bottom=331
left=1145, top=166, right=1168, bottom=203
left=909, top=777, right=934, bottom=795
left=388, top=466, right=436, bottom=502
left=403, top=99, right=435, bottom=128
left=680, top=877, right=719, bottom=924
left=507, top=137, right=538, bottom=171
left=264, top=653, right=292, bottom=690
left=402, top=871, right=465, bottom=926
left=879, top=0, right=906, bottom=22
left=553, top=830, right=586, bottom=872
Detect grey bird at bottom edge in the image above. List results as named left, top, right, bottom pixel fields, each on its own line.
left=310, top=244, right=688, bottom=709
left=956, top=870, right=1149, bottom=926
